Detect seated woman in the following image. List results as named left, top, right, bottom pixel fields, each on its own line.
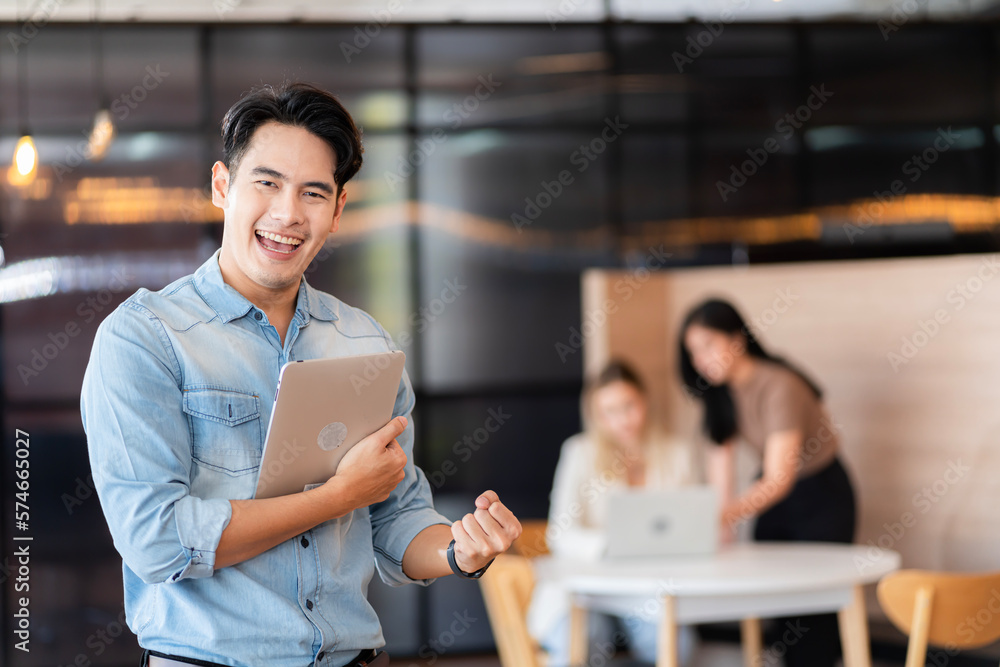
left=528, top=360, right=698, bottom=666
left=678, top=298, right=856, bottom=667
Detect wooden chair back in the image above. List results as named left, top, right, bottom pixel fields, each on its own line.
left=479, top=554, right=545, bottom=667
left=877, top=569, right=1000, bottom=667
left=512, top=519, right=550, bottom=559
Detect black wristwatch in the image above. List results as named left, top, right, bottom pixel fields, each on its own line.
left=447, top=539, right=494, bottom=579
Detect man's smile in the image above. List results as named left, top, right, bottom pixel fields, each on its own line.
left=255, top=229, right=305, bottom=257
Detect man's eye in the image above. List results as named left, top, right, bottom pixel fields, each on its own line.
left=305, top=191, right=327, bottom=199
left=256, top=180, right=276, bottom=187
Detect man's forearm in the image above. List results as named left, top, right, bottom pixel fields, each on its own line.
left=215, top=478, right=355, bottom=569
left=401, top=524, right=453, bottom=580
left=402, top=492, right=522, bottom=580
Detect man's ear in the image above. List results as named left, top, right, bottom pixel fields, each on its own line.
left=211, top=161, right=230, bottom=209
left=330, top=187, right=348, bottom=234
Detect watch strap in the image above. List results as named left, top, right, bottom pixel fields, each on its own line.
left=447, top=539, right=493, bottom=579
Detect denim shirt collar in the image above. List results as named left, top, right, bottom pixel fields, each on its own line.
left=193, top=249, right=338, bottom=324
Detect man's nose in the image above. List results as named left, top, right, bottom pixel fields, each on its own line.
left=270, top=189, right=303, bottom=224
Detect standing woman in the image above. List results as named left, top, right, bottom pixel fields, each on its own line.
left=678, top=299, right=856, bottom=667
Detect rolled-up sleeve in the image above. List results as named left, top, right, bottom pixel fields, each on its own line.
left=81, top=301, right=232, bottom=584
left=368, top=362, right=451, bottom=587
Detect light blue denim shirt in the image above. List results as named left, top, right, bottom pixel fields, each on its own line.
left=80, top=249, right=451, bottom=667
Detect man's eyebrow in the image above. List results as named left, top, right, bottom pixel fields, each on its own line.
left=302, top=180, right=335, bottom=195
left=249, top=166, right=286, bottom=180
left=249, top=166, right=335, bottom=195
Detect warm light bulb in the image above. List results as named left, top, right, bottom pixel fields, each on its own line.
left=8, top=135, right=38, bottom=186
left=87, top=109, right=116, bottom=161
left=14, top=135, right=36, bottom=176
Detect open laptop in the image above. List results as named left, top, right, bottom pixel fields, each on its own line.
left=604, top=486, right=719, bottom=559
left=253, top=351, right=406, bottom=500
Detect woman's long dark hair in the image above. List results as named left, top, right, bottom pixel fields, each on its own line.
left=678, top=299, right=822, bottom=445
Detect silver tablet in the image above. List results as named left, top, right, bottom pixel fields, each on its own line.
left=253, top=350, right=406, bottom=500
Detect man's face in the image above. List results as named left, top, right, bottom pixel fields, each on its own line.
left=212, top=121, right=348, bottom=300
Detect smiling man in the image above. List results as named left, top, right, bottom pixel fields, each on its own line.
left=80, top=83, right=521, bottom=667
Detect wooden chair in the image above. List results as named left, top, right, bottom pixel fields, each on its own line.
left=512, top=519, right=550, bottom=559
left=877, top=569, right=1000, bottom=667
left=480, top=554, right=547, bottom=667
left=479, top=520, right=550, bottom=667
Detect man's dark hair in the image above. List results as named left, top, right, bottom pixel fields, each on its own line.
left=221, top=82, right=364, bottom=193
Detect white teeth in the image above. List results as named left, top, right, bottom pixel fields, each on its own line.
left=255, top=230, right=303, bottom=247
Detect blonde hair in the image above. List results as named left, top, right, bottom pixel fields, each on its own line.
left=582, top=360, right=657, bottom=480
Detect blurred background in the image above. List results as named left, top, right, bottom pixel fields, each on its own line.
left=3, top=0, right=1000, bottom=665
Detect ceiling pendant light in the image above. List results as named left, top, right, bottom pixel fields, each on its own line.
left=87, top=0, right=115, bottom=161
left=8, top=29, right=36, bottom=187
left=87, top=108, right=116, bottom=162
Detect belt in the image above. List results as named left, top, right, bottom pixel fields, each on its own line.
left=148, top=656, right=222, bottom=667
left=145, top=649, right=387, bottom=667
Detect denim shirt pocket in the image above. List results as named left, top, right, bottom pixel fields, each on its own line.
left=182, top=387, right=262, bottom=477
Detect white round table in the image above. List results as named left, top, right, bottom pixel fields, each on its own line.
left=532, top=542, right=901, bottom=667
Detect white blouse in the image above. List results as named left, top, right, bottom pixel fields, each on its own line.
left=528, top=431, right=700, bottom=640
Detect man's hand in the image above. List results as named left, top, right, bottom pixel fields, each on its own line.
left=216, top=416, right=408, bottom=570
left=450, top=490, right=522, bottom=574
left=322, top=416, right=408, bottom=511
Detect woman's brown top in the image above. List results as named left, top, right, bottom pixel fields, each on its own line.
left=729, top=359, right=838, bottom=477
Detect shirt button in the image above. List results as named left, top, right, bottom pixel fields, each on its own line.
left=317, top=651, right=325, bottom=661
left=254, top=311, right=262, bottom=321
left=306, top=599, right=314, bottom=610
left=301, top=535, right=309, bottom=548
